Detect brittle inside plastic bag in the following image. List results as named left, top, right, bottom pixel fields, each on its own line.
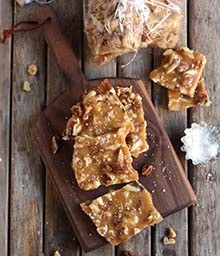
left=84, top=0, right=182, bottom=65
left=84, top=0, right=146, bottom=64
left=141, top=0, right=182, bottom=49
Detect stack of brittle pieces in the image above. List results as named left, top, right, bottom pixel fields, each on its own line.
left=63, top=79, right=162, bottom=245
left=150, top=46, right=211, bottom=110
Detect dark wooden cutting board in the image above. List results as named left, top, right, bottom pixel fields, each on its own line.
left=32, top=6, right=196, bottom=252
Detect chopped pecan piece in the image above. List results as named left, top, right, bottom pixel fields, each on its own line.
left=141, top=165, right=153, bottom=176
left=71, top=103, right=83, bottom=117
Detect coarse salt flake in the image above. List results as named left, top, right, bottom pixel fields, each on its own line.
left=181, top=122, right=220, bottom=165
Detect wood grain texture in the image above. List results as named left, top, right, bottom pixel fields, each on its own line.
left=116, top=48, right=153, bottom=256
left=43, top=2, right=82, bottom=256
left=152, top=1, right=189, bottom=255
left=189, top=1, right=220, bottom=255
left=0, top=2, right=12, bottom=256
left=10, top=4, right=45, bottom=256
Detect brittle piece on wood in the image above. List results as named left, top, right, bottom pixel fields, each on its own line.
left=141, top=0, right=182, bottom=49
left=168, top=79, right=211, bottom=111
left=63, top=80, right=133, bottom=138
left=150, top=46, right=206, bottom=97
left=81, top=181, right=162, bottom=245
left=116, top=86, right=149, bottom=158
left=72, top=126, right=138, bottom=190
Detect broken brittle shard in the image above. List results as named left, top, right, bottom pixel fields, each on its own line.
left=81, top=181, right=162, bottom=245
left=168, top=79, right=211, bottom=111
left=64, top=79, right=148, bottom=190
left=150, top=46, right=211, bottom=111
left=150, top=46, right=206, bottom=97
left=72, top=126, right=138, bottom=190
left=63, top=80, right=133, bottom=138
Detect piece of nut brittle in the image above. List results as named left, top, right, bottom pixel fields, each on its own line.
left=150, top=46, right=206, bottom=97
left=116, top=86, right=149, bottom=158
left=81, top=181, right=162, bottom=245
left=168, top=79, right=211, bottom=111
left=72, top=125, right=138, bottom=190
left=63, top=80, right=133, bottom=138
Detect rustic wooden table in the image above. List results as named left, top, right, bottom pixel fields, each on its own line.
left=1, top=1, right=220, bottom=256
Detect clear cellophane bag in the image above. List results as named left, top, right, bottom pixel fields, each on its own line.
left=84, top=0, right=182, bottom=65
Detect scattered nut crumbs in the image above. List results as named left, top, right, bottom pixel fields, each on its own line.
left=23, top=81, right=31, bottom=92
left=51, top=135, right=59, bottom=154
left=53, top=251, right=61, bottom=256
left=168, top=227, right=176, bottom=239
left=122, top=250, right=135, bottom=256
left=141, top=164, right=153, bottom=176
left=163, top=236, right=176, bottom=245
left=27, top=64, right=38, bottom=76
left=163, top=226, right=177, bottom=245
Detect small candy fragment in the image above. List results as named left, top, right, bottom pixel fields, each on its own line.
left=27, top=64, right=38, bottom=76
left=23, top=81, right=31, bottom=92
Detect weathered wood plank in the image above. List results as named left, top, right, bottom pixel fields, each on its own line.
left=44, top=2, right=82, bottom=255
left=81, top=1, right=116, bottom=255
left=189, top=1, right=220, bottom=255
left=10, top=4, right=46, bottom=256
left=117, top=49, right=152, bottom=256
left=0, top=2, right=12, bottom=256
left=152, top=1, right=189, bottom=255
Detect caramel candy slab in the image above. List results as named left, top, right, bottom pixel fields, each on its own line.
left=81, top=181, right=163, bottom=245
left=72, top=126, right=138, bottom=190
left=141, top=0, right=182, bottom=49
left=116, top=86, right=149, bottom=158
left=150, top=46, right=206, bottom=97
left=63, top=80, right=133, bottom=138
left=168, top=79, right=211, bottom=111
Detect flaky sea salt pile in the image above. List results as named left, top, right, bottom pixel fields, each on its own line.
left=181, top=122, right=220, bottom=165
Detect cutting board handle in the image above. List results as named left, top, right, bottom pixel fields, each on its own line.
left=36, top=5, right=87, bottom=89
